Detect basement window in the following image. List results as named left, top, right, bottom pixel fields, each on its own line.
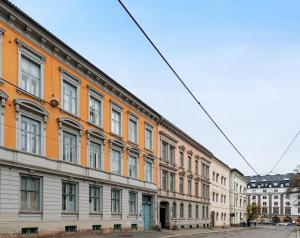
left=65, top=226, right=77, bottom=232
left=92, top=225, right=102, bottom=231
left=114, top=224, right=122, bottom=231
left=22, top=227, right=38, bottom=235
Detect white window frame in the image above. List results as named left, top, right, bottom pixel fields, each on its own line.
left=111, top=189, right=122, bottom=214
left=129, top=191, right=138, bottom=215
left=58, top=117, right=83, bottom=165
left=60, top=68, right=80, bottom=117
left=17, top=39, right=45, bottom=99
left=109, top=139, right=125, bottom=175
left=86, top=129, right=105, bottom=170
left=144, top=156, right=153, bottom=183
left=20, top=174, right=42, bottom=212
left=144, top=124, right=153, bottom=150
left=0, top=90, right=8, bottom=146
left=15, top=99, right=48, bottom=156
left=88, top=87, right=103, bottom=128
left=128, top=154, right=138, bottom=179
left=62, top=181, right=78, bottom=213
left=89, top=185, right=102, bottom=214
left=110, top=102, right=123, bottom=136
left=128, top=114, right=138, bottom=144
left=0, top=29, right=4, bottom=82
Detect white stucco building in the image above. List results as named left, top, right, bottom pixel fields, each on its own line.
left=229, top=169, right=247, bottom=225
left=210, top=157, right=230, bottom=227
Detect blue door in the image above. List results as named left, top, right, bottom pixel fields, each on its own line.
left=143, top=195, right=152, bottom=230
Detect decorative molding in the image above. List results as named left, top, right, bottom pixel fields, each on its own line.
left=16, top=38, right=46, bottom=62
left=179, top=145, right=186, bottom=152
left=57, top=116, right=83, bottom=136
left=15, top=98, right=48, bottom=123
left=86, top=128, right=106, bottom=142
left=187, top=150, right=193, bottom=156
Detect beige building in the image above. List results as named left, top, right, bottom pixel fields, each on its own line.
left=157, top=119, right=212, bottom=229
left=210, top=157, right=231, bottom=227
left=230, top=169, right=247, bottom=225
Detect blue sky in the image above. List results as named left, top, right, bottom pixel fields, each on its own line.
left=10, top=0, right=300, bottom=175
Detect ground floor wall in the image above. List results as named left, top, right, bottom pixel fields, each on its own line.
left=229, top=207, right=246, bottom=225
left=157, top=196, right=210, bottom=230
left=210, top=206, right=230, bottom=228
left=0, top=164, right=157, bottom=236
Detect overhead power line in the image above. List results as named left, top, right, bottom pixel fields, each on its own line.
left=269, top=130, right=300, bottom=174
left=117, top=0, right=259, bottom=175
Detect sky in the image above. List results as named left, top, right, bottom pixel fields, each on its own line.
left=9, top=0, right=300, bottom=176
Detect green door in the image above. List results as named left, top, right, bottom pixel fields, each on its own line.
left=143, top=195, right=152, bottom=230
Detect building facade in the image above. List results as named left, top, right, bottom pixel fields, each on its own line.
left=0, top=1, right=160, bottom=235
left=246, top=173, right=300, bottom=222
left=210, top=157, right=230, bottom=227
left=229, top=169, right=247, bottom=225
left=157, top=119, right=211, bottom=229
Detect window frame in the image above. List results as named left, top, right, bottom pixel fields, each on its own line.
left=128, top=114, right=138, bottom=144
left=15, top=99, right=48, bottom=156
left=60, top=68, right=80, bottom=117
left=62, top=181, right=78, bottom=213
left=17, top=39, right=45, bottom=99
left=88, top=88, right=103, bottom=128
left=58, top=117, right=83, bottom=165
left=128, top=154, right=138, bottom=179
left=20, top=174, right=42, bottom=213
left=180, top=203, right=184, bottom=218
left=111, top=189, right=122, bottom=214
left=89, top=185, right=102, bottom=214
left=179, top=177, right=184, bottom=194
left=129, top=191, right=138, bottom=215
left=110, top=102, right=123, bottom=136
left=109, top=139, right=125, bottom=175
left=87, top=129, right=105, bottom=170
left=144, top=157, right=153, bottom=183
left=144, top=124, right=153, bottom=150
left=0, top=90, right=7, bottom=146
left=0, top=29, right=3, bottom=82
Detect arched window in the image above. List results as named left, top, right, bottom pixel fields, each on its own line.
left=195, top=205, right=199, bottom=218
left=216, top=212, right=219, bottom=221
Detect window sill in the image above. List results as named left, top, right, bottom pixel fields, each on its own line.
left=89, top=212, right=102, bottom=215
left=62, top=212, right=78, bottom=215
left=109, top=132, right=123, bottom=140
left=145, top=148, right=153, bottom=154
left=19, top=210, right=42, bottom=214
left=87, top=121, right=104, bottom=131
left=127, top=140, right=139, bottom=148
left=16, top=87, right=44, bottom=103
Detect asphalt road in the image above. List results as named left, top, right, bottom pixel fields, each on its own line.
left=186, top=226, right=298, bottom=238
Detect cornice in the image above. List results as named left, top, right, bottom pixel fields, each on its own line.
left=0, top=1, right=161, bottom=123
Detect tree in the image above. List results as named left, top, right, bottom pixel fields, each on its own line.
left=247, top=204, right=261, bottom=221
left=286, top=166, right=300, bottom=207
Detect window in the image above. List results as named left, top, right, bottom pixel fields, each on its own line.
left=161, top=141, right=168, bottom=161
left=180, top=152, right=184, bottom=167
left=195, top=160, right=199, bottom=174
left=224, top=195, right=226, bottom=204
left=274, top=195, right=278, bottom=199
left=172, top=202, right=177, bottom=218
left=58, top=117, right=82, bottom=165
left=252, top=195, right=256, bottom=200
left=162, top=170, right=168, bottom=190
left=195, top=182, right=199, bottom=197
left=128, top=116, right=137, bottom=143
left=273, top=207, right=279, bottom=214
left=195, top=205, right=199, bottom=218
left=274, top=202, right=278, bottom=206
left=263, top=189, right=267, bottom=193
left=17, top=40, right=45, bottom=98
left=111, top=104, right=122, bottom=136
left=89, top=93, right=102, bottom=127
left=89, top=186, right=101, bottom=213
left=129, top=192, right=137, bottom=214
left=213, top=192, right=215, bottom=201
left=0, top=30, right=3, bottom=80
left=111, top=149, right=121, bottom=175
left=128, top=156, right=137, bottom=178
left=145, top=160, right=153, bottom=182
left=21, top=115, right=41, bottom=154
left=111, top=189, right=121, bottom=214
left=188, top=204, right=192, bottom=218
left=145, top=125, right=153, bottom=150
left=202, top=163, right=210, bottom=179
left=213, top=172, right=215, bottom=181
left=170, top=173, right=175, bottom=192
left=62, top=80, right=78, bottom=115
left=224, top=178, right=226, bottom=186
left=285, top=193, right=290, bottom=199
left=285, top=207, right=291, bottom=215
left=188, top=180, right=192, bottom=195
left=0, top=90, right=7, bottom=146
left=262, top=195, right=267, bottom=199
left=89, top=141, right=102, bottom=170
left=179, top=177, right=184, bottom=193
left=180, top=203, right=184, bottom=218
left=169, top=146, right=175, bottom=164
left=62, top=131, right=77, bottom=164
left=188, top=156, right=192, bottom=171
left=20, top=175, right=41, bottom=211
left=62, top=182, right=76, bottom=212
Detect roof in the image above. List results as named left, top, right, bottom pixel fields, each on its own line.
left=245, top=173, right=295, bottom=183
left=231, top=168, right=245, bottom=179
